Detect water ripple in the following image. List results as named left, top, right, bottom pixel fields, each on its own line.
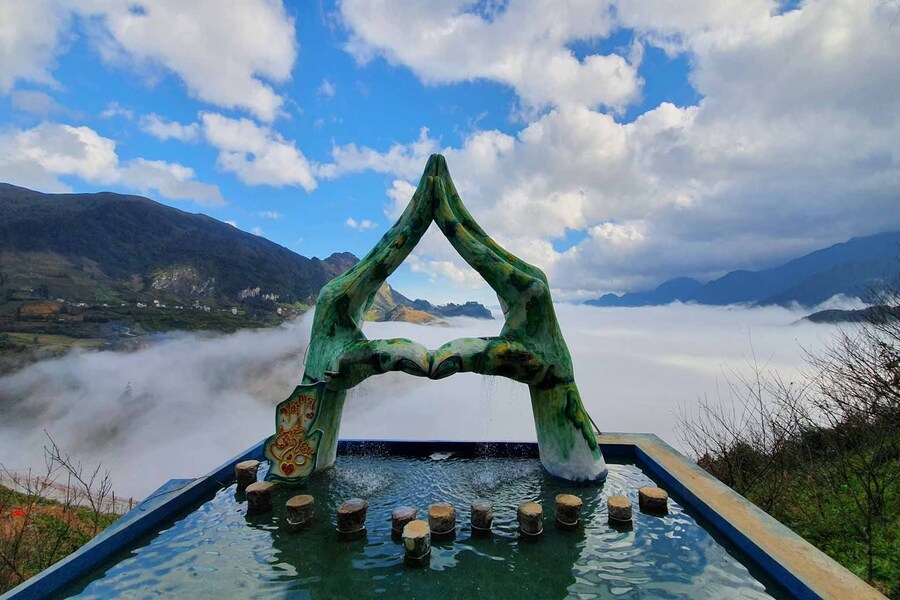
left=64, top=457, right=786, bottom=599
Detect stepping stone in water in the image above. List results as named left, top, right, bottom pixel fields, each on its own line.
left=471, top=499, right=493, bottom=535
left=518, top=501, right=543, bottom=539
left=337, top=498, right=368, bottom=540
left=235, top=460, right=260, bottom=495
left=392, top=506, right=418, bottom=538
left=286, top=494, right=314, bottom=532
left=555, top=494, right=583, bottom=531
left=245, top=481, right=275, bottom=516
left=428, top=502, right=456, bottom=540
left=639, top=486, right=669, bottom=515
left=402, top=520, right=431, bottom=566
left=607, top=495, right=632, bottom=523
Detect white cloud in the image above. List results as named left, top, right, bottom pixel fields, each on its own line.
left=139, top=114, right=200, bottom=142
left=318, top=127, right=439, bottom=180
left=99, top=102, right=134, bottom=120
left=0, top=0, right=297, bottom=121
left=589, top=222, right=646, bottom=247
left=201, top=112, right=317, bottom=191
left=339, top=0, right=641, bottom=112
left=384, top=179, right=417, bottom=220
left=320, top=0, right=900, bottom=298
left=406, top=252, right=484, bottom=288
left=0, top=303, right=839, bottom=497
left=0, top=122, right=224, bottom=207
left=0, top=0, right=71, bottom=92
left=251, top=226, right=264, bottom=236
left=330, top=0, right=900, bottom=298
left=119, top=158, right=224, bottom=207
left=81, top=0, right=297, bottom=121
left=12, top=123, right=119, bottom=182
left=614, top=0, right=778, bottom=44
left=225, top=219, right=238, bottom=227
left=6, top=0, right=895, bottom=303
left=10, top=89, right=66, bottom=116
left=256, top=210, right=284, bottom=220
left=345, top=217, right=378, bottom=231
left=318, top=79, right=336, bottom=98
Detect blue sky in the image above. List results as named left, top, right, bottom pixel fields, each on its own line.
left=1, top=0, right=898, bottom=304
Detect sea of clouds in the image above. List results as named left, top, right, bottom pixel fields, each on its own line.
left=0, top=300, right=862, bottom=499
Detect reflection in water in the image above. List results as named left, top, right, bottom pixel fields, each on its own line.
left=65, top=457, right=786, bottom=599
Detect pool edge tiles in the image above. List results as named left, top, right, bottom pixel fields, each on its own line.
left=0, top=434, right=886, bottom=600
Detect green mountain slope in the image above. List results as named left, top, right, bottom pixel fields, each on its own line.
left=368, top=284, right=494, bottom=321
left=0, top=183, right=354, bottom=306
left=0, top=183, right=491, bottom=372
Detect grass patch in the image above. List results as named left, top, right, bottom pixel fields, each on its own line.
left=1, top=484, right=121, bottom=594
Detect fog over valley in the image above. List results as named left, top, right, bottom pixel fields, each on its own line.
left=0, top=302, right=857, bottom=499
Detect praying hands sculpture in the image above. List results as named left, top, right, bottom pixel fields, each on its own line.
left=265, top=155, right=607, bottom=483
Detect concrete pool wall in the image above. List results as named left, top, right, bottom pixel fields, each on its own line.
left=1, top=433, right=886, bottom=600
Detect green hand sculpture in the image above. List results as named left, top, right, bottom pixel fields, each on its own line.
left=264, top=154, right=607, bottom=483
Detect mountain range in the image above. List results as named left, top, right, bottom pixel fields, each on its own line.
left=0, top=182, right=492, bottom=317
left=0, top=182, right=493, bottom=371
left=0, top=182, right=356, bottom=305
left=366, top=284, right=492, bottom=324
left=587, top=231, right=900, bottom=308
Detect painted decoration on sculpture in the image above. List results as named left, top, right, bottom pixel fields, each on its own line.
left=264, top=383, right=325, bottom=481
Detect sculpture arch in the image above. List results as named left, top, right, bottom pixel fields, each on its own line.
left=265, top=155, right=607, bottom=484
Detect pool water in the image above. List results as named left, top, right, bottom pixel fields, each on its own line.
left=62, top=455, right=787, bottom=599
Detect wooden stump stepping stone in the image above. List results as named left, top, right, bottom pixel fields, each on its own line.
left=402, top=520, right=431, bottom=566
left=555, top=494, right=583, bottom=530
left=337, top=498, right=368, bottom=540
left=245, top=481, right=275, bottom=516
left=392, top=506, right=418, bottom=538
left=639, top=486, right=668, bottom=515
left=428, top=503, right=456, bottom=540
left=235, top=460, right=260, bottom=494
left=518, top=501, right=543, bottom=539
left=285, top=494, right=314, bottom=532
left=470, top=499, right=493, bottom=535
left=607, top=495, right=632, bottom=523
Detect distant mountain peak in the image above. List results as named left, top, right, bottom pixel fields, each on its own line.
left=366, top=282, right=493, bottom=322
left=587, top=231, right=900, bottom=308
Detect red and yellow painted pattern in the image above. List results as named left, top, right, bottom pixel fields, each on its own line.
left=264, top=384, right=323, bottom=480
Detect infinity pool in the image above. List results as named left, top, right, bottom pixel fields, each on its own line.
left=60, top=454, right=787, bottom=599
